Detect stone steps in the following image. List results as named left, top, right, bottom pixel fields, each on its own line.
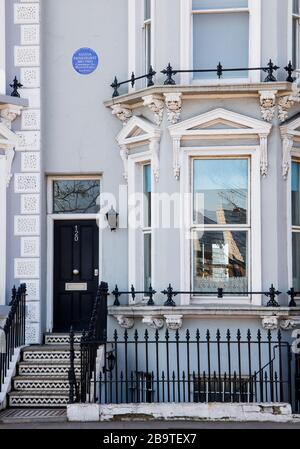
left=7, top=333, right=81, bottom=408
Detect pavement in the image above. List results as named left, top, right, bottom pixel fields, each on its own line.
left=1, top=420, right=300, bottom=429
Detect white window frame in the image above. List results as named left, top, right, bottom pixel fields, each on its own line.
left=128, top=0, right=156, bottom=89
left=181, top=146, right=261, bottom=305
left=128, top=152, right=156, bottom=301
left=180, top=0, right=261, bottom=84
left=0, top=155, right=6, bottom=304
left=191, top=155, right=251, bottom=298
left=168, top=108, right=271, bottom=306
left=46, top=175, right=103, bottom=331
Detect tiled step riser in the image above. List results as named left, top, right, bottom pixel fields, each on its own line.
left=44, top=335, right=82, bottom=345
left=9, top=396, right=69, bottom=408
left=14, top=381, right=70, bottom=391
left=23, top=352, right=80, bottom=362
left=18, top=366, right=80, bottom=377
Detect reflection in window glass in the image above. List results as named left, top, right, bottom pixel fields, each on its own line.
left=53, top=179, right=100, bottom=214
left=193, top=159, right=248, bottom=225
left=193, top=230, right=248, bottom=293
left=293, top=233, right=300, bottom=291
left=292, top=162, right=300, bottom=226
left=144, top=164, right=152, bottom=227
left=192, top=0, right=248, bottom=10
left=144, top=234, right=152, bottom=291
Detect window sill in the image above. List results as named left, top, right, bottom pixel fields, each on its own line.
left=108, top=305, right=300, bottom=331
left=108, top=304, right=300, bottom=318
left=104, top=82, right=292, bottom=109
left=0, top=94, right=28, bottom=108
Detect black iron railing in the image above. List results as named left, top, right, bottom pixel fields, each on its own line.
left=82, top=328, right=297, bottom=412
left=111, top=66, right=156, bottom=98
left=111, top=60, right=296, bottom=98
left=111, top=283, right=298, bottom=308
left=69, top=282, right=109, bottom=404
left=0, top=284, right=26, bottom=392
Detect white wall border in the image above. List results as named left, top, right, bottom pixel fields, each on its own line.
left=0, top=156, right=6, bottom=304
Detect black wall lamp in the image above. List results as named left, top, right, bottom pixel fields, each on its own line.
left=105, top=351, right=116, bottom=372
left=106, top=206, right=119, bottom=231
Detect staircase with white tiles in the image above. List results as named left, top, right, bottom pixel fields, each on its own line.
left=8, top=333, right=81, bottom=408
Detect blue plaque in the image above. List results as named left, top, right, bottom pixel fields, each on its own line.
left=72, top=48, right=99, bottom=75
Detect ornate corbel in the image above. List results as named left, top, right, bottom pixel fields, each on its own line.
left=262, top=316, right=279, bottom=330
left=114, top=315, right=134, bottom=329
left=119, top=145, right=129, bottom=182
left=259, top=133, right=269, bottom=177
left=281, top=133, right=294, bottom=180
left=280, top=317, right=300, bottom=331
left=149, top=136, right=160, bottom=182
left=259, top=91, right=277, bottom=123
left=164, top=93, right=182, bottom=124
left=143, top=95, right=165, bottom=126
left=0, top=105, right=22, bottom=129
left=111, top=104, right=133, bottom=125
left=142, top=316, right=164, bottom=330
left=278, top=83, right=300, bottom=123
left=164, top=315, right=183, bottom=331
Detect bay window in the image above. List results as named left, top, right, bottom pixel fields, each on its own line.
left=292, top=160, right=300, bottom=290
left=192, top=158, right=250, bottom=294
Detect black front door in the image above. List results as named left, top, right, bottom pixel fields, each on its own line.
left=53, top=220, right=99, bottom=332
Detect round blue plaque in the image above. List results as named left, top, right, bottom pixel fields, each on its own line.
left=72, top=48, right=99, bottom=75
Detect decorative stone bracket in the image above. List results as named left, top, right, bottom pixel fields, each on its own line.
left=281, top=133, right=294, bottom=180
left=111, top=104, right=133, bottom=125
left=164, top=93, right=182, bottom=124
left=114, top=314, right=183, bottom=330
left=262, top=315, right=300, bottom=331
left=259, top=86, right=300, bottom=123
left=143, top=95, right=165, bottom=126
left=0, top=104, right=23, bottom=187
left=259, top=91, right=277, bottom=123
left=142, top=316, right=165, bottom=330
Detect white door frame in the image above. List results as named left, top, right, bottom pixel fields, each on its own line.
left=46, top=176, right=103, bottom=332
left=0, top=155, right=6, bottom=305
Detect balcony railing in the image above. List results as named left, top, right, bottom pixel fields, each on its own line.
left=110, top=60, right=296, bottom=98
left=110, top=283, right=298, bottom=308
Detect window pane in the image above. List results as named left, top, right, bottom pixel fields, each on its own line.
left=193, top=159, right=248, bottom=225
left=145, top=23, right=151, bottom=72
left=193, top=12, right=249, bottom=79
left=53, top=180, right=100, bottom=214
left=193, top=0, right=248, bottom=10
left=294, top=0, right=300, bottom=15
left=292, top=162, right=300, bottom=226
left=144, top=164, right=152, bottom=227
left=193, top=230, right=248, bottom=293
left=145, top=0, right=151, bottom=20
left=144, top=234, right=152, bottom=291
